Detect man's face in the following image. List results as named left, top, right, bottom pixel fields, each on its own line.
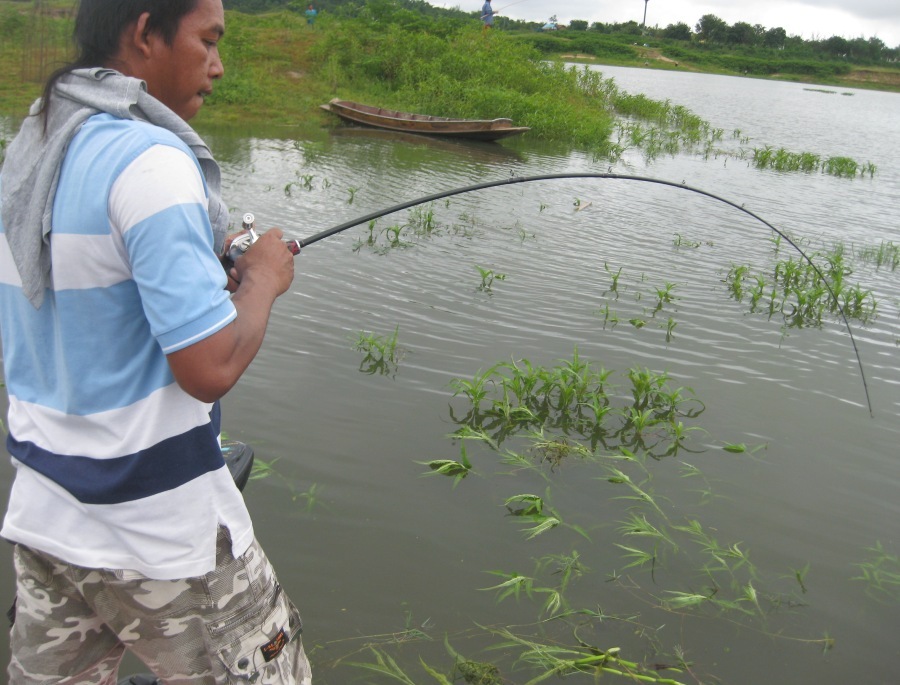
left=143, top=0, right=225, bottom=121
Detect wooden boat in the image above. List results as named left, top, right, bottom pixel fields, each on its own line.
left=320, top=98, right=529, bottom=141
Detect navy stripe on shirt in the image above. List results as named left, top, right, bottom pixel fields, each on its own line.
left=7, top=423, right=225, bottom=505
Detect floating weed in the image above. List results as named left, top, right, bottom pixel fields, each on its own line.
left=663, top=317, right=677, bottom=342
left=790, top=562, right=811, bottom=594
left=347, top=648, right=441, bottom=685
left=672, top=233, right=701, bottom=249
left=604, top=262, right=624, bottom=296
left=346, top=186, right=358, bottom=204
left=724, top=247, right=878, bottom=327
left=856, top=240, right=900, bottom=270
left=750, top=145, right=874, bottom=177
left=249, top=458, right=325, bottom=512
left=352, top=325, right=405, bottom=375
left=851, top=541, right=900, bottom=603
left=294, top=482, right=324, bottom=513
left=654, top=282, right=679, bottom=309
left=475, top=265, right=507, bottom=291
left=481, top=570, right=535, bottom=603
left=249, top=456, right=281, bottom=482
left=449, top=350, right=703, bottom=458
left=418, top=443, right=473, bottom=488
left=489, top=627, right=686, bottom=685
left=595, top=303, right=620, bottom=328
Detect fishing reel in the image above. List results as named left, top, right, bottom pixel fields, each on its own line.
left=225, top=212, right=302, bottom=267
left=225, top=212, right=260, bottom=265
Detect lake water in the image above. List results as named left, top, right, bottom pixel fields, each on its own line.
left=1, top=67, right=899, bottom=684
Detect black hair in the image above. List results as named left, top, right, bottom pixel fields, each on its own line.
left=39, top=0, right=199, bottom=124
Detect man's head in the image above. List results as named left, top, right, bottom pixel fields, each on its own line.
left=110, top=0, right=225, bottom=121
left=44, top=0, right=225, bottom=122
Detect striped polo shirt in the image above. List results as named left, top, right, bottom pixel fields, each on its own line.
left=0, top=114, right=254, bottom=580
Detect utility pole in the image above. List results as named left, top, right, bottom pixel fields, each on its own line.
left=642, top=0, right=648, bottom=27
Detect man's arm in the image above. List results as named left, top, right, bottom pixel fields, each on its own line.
left=167, top=229, right=294, bottom=402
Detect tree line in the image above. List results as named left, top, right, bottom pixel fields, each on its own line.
left=222, top=0, right=898, bottom=65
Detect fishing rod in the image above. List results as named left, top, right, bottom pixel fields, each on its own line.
left=231, top=172, right=874, bottom=416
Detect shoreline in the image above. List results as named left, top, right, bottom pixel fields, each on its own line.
left=555, top=51, right=900, bottom=94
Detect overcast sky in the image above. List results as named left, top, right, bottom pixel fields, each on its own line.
left=440, top=0, right=900, bottom=47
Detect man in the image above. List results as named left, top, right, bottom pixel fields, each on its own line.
left=481, top=0, right=494, bottom=30
left=0, top=0, right=311, bottom=682
left=305, top=4, right=317, bottom=26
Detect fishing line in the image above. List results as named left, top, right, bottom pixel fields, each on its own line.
left=294, top=172, right=873, bottom=415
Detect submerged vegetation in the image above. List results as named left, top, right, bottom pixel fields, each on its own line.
left=724, top=243, right=878, bottom=328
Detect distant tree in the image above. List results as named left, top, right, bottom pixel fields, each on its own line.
left=727, top=21, right=756, bottom=46
left=568, top=19, right=588, bottom=31
left=662, top=22, right=691, bottom=41
left=618, top=20, right=642, bottom=36
left=763, top=26, right=787, bottom=49
left=822, top=35, right=851, bottom=57
left=589, top=21, right=607, bottom=32
left=695, top=14, right=727, bottom=43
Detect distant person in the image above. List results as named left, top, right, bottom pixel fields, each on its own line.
left=481, top=0, right=494, bottom=30
left=305, top=3, right=317, bottom=25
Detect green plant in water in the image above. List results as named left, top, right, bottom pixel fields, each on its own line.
left=490, top=627, right=686, bottom=684
left=856, top=240, right=900, bottom=270
left=852, top=541, right=900, bottom=603
left=352, top=325, right=405, bottom=374
left=418, top=442, right=473, bottom=488
left=475, top=265, right=507, bottom=291
left=604, top=262, right=623, bottom=296
left=663, top=316, right=677, bottom=342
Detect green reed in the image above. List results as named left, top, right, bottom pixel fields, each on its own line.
left=750, top=145, right=876, bottom=177
left=851, top=541, right=900, bottom=604
left=724, top=246, right=877, bottom=328
left=352, top=325, right=405, bottom=375
left=475, top=265, right=507, bottom=291
left=856, top=240, right=900, bottom=270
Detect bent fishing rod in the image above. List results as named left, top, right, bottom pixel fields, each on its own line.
left=229, top=172, right=874, bottom=416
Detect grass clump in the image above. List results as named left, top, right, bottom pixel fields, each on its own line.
left=750, top=145, right=876, bottom=178
left=725, top=245, right=877, bottom=328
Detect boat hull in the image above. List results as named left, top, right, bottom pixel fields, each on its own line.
left=320, top=99, right=529, bottom=141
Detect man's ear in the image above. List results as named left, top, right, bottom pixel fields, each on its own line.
left=129, top=11, right=155, bottom=59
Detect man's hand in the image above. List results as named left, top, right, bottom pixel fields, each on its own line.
left=229, top=228, right=294, bottom=296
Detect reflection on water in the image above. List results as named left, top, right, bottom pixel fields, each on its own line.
left=1, top=69, right=899, bottom=684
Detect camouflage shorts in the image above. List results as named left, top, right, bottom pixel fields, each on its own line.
left=8, top=529, right=312, bottom=685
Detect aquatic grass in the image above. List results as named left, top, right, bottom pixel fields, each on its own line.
left=418, top=442, right=473, bottom=488
left=856, top=240, right=900, bottom=270
left=672, top=233, right=701, bottom=249
left=750, top=145, right=875, bottom=177
left=724, top=245, right=878, bottom=328
left=448, top=350, right=705, bottom=458
left=352, top=325, right=405, bottom=374
left=489, top=628, right=687, bottom=685
left=475, top=265, right=507, bottom=291
left=604, top=262, right=624, bottom=296
left=851, top=541, right=900, bottom=603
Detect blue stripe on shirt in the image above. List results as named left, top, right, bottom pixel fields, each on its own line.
left=7, top=422, right=224, bottom=505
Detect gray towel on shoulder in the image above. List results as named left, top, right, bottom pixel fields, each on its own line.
left=0, top=67, right=228, bottom=309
